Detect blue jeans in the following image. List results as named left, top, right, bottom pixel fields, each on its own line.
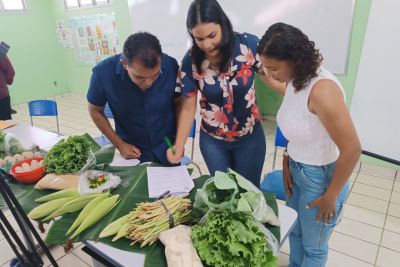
left=199, top=122, right=266, bottom=187
left=287, top=159, right=349, bottom=267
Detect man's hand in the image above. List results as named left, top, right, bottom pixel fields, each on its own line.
left=117, top=141, right=141, bottom=159
left=166, top=145, right=184, bottom=164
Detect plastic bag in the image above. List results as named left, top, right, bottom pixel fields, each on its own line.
left=255, top=221, right=280, bottom=256
left=159, top=225, right=204, bottom=267
left=0, top=132, right=24, bottom=157
left=34, top=173, right=80, bottom=190
left=78, top=170, right=121, bottom=195
left=78, top=150, right=97, bottom=174
left=193, top=168, right=280, bottom=226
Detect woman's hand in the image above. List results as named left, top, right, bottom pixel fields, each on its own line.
left=307, top=193, right=337, bottom=224
left=166, top=145, right=184, bottom=164
left=283, top=155, right=292, bottom=198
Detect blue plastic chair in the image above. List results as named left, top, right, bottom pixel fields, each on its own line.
left=180, top=120, right=202, bottom=175
left=260, top=126, right=288, bottom=200
left=28, top=100, right=60, bottom=135
left=94, top=103, right=114, bottom=147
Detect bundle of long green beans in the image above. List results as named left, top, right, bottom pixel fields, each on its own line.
left=100, top=196, right=191, bottom=247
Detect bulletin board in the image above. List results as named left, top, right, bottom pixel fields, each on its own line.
left=56, top=13, right=120, bottom=65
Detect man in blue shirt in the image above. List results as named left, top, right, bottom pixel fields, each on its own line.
left=87, top=32, right=180, bottom=164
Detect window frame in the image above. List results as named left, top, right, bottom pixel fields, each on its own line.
left=64, top=0, right=112, bottom=11
left=0, top=0, right=28, bottom=14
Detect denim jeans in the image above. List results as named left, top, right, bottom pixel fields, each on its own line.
left=199, top=122, right=266, bottom=187
left=287, top=159, right=349, bottom=267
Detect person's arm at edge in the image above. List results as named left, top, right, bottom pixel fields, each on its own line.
left=307, top=79, right=361, bottom=223
left=168, top=95, right=197, bottom=163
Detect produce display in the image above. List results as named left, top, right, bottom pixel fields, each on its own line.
left=192, top=211, right=278, bottom=267
left=100, top=196, right=192, bottom=247
left=5, top=134, right=282, bottom=267
left=69, top=194, right=120, bottom=239
left=43, top=135, right=92, bottom=174
left=28, top=188, right=120, bottom=239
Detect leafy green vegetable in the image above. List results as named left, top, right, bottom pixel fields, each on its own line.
left=43, top=135, right=92, bottom=174
left=192, top=211, right=278, bottom=267
left=0, top=130, right=23, bottom=157
left=8, top=136, right=23, bottom=155
left=193, top=168, right=280, bottom=225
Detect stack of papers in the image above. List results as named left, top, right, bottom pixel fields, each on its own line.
left=147, top=166, right=194, bottom=198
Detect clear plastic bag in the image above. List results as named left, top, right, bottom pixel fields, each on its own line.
left=78, top=169, right=121, bottom=195
left=1, top=133, right=24, bottom=156
left=255, top=221, right=280, bottom=256
left=78, top=150, right=97, bottom=174
left=193, top=168, right=280, bottom=226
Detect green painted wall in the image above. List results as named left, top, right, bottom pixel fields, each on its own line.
left=255, top=0, right=372, bottom=114
left=49, top=0, right=131, bottom=94
left=0, top=0, right=69, bottom=104
left=0, top=0, right=131, bottom=104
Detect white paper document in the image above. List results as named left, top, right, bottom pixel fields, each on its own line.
left=147, top=166, right=195, bottom=198
left=110, top=149, right=140, bottom=167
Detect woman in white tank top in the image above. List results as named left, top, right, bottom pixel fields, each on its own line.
left=256, top=23, right=361, bottom=267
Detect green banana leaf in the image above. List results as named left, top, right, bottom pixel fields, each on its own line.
left=1, top=145, right=279, bottom=267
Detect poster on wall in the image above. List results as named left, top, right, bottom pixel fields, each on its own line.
left=56, top=20, right=73, bottom=49
left=56, top=13, right=119, bottom=65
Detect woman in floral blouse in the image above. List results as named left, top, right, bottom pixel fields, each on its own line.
left=167, top=0, right=277, bottom=186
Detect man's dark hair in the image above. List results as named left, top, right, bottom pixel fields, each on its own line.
left=186, top=0, right=234, bottom=73
left=122, top=32, right=162, bottom=68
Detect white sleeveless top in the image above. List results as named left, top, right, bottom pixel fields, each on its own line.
left=276, top=67, right=345, bottom=166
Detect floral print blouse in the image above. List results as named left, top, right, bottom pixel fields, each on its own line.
left=178, top=33, right=262, bottom=141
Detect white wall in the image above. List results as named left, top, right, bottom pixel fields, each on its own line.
left=351, top=0, right=400, bottom=164
left=127, top=0, right=354, bottom=74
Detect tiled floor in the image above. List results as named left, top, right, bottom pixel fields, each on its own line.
left=1, top=92, right=399, bottom=267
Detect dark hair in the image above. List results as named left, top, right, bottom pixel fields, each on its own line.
left=186, top=0, right=234, bottom=73
left=122, top=32, right=162, bottom=68
left=257, top=22, right=323, bottom=91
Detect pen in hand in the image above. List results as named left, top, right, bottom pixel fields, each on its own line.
left=164, top=137, right=176, bottom=155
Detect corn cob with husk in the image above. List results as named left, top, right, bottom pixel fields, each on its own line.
left=99, top=214, right=130, bottom=239
left=67, top=193, right=111, bottom=236
left=112, top=220, right=130, bottom=242
left=35, top=189, right=80, bottom=203
left=69, top=194, right=120, bottom=240
left=43, top=192, right=109, bottom=221
left=28, top=196, right=78, bottom=220
left=126, top=196, right=191, bottom=247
